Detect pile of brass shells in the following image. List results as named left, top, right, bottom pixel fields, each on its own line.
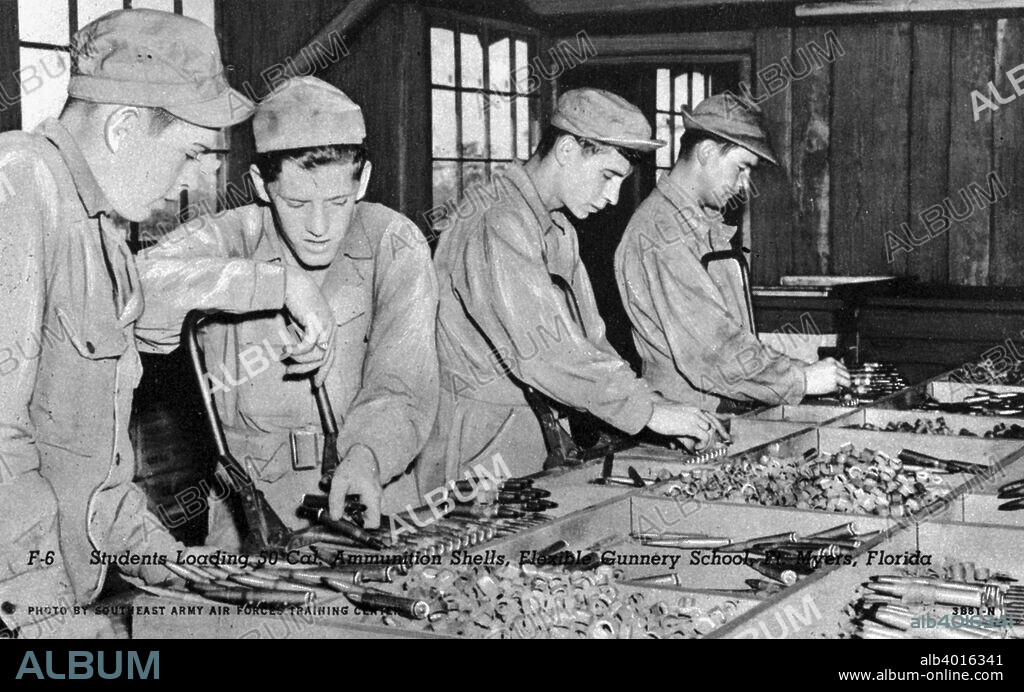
left=660, top=445, right=951, bottom=517
left=383, top=564, right=740, bottom=639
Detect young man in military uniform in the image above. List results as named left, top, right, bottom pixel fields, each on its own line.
left=615, top=95, right=849, bottom=411
left=0, top=9, right=253, bottom=634
left=421, top=88, right=726, bottom=493
left=136, top=77, right=439, bottom=546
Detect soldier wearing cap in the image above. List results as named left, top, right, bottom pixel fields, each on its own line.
left=615, top=95, right=850, bottom=412
left=421, top=88, right=726, bottom=491
left=0, top=9, right=252, bottom=631
left=136, top=77, right=439, bottom=545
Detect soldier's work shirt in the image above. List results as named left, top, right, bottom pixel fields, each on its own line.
left=420, top=163, right=655, bottom=492
left=0, top=120, right=182, bottom=620
left=136, top=202, right=439, bottom=545
left=615, top=177, right=806, bottom=411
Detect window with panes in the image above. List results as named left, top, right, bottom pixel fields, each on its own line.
left=654, top=66, right=713, bottom=181
left=429, top=16, right=540, bottom=224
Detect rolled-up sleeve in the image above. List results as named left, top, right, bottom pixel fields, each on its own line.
left=457, top=210, right=654, bottom=434
left=335, top=221, right=439, bottom=483
left=135, top=212, right=286, bottom=354
left=642, top=241, right=805, bottom=405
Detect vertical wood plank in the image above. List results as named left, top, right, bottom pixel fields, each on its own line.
left=324, top=4, right=402, bottom=211
left=397, top=4, right=432, bottom=226
left=538, top=35, right=558, bottom=131
left=790, top=25, right=834, bottom=277
left=831, top=22, right=911, bottom=276
left=992, top=17, right=1024, bottom=286
left=750, top=27, right=793, bottom=286
left=949, top=19, right=995, bottom=286
left=0, top=1, right=20, bottom=133
left=907, top=23, right=951, bottom=283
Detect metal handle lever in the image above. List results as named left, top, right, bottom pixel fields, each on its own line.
left=184, top=310, right=292, bottom=552
left=314, top=384, right=343, bottom=490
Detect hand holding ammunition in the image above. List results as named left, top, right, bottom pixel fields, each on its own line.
left=804, top=357, right=851, bottom=395
left=329, top=444, right=383, bottom=528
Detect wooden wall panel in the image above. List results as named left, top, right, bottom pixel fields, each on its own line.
left=948, top=19, right=995, bottom=286
left=746, top=14, right=1024, bottom=287
left=323, top=4, right=431, bottom=224
left=907, top=24, right=951, bottom=283
left=323, top=3, right=404, bottom=212
left=790, top=25, right=833, bottom=277
left=991, top=18, right=1024, bottom=286
left=830, top=23, right=910, bottom=277
left=0, top=2, right=20, bottom=133
left=750, top=27, right=793, bottom=286
left=215, top=0, right=344, bottom=205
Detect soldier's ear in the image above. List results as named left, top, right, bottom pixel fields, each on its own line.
left=250, top=163, right=272, bottom=204
left=356, top=161, right=372, bottom=201
left=695, top=139, right=718, bottom=166
left=553, top=133, right=577, bottom=167
left=104, top=106, right=143, bottom=153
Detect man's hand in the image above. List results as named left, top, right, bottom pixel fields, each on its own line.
left=282, top=268, right=336, bottom=387
left=328, top=445, right=383, bottom=529
left=647, top=404, right=730, bottom=451
left=803, top=357, right=851, bottom=396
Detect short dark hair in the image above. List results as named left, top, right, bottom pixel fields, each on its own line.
left=146, top=107, right=180, bottom=135
left=677, top=129, right=741, bottom=162
left=60, top=97, right=181, bottom=135
left=532, top=125, right=645, bottom=166
left=254, top=144, right=369, bottom=183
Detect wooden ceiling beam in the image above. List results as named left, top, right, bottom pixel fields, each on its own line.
left=569, top=30, right=754, bottom=55
left=525, top=0, right=816, bottom=15
left=796, top=0, right=1024, bottom=16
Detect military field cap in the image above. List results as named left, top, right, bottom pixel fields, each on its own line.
left=253, top=77, right=366, bottom=153
left=681, top=94, right=778, bottom=165
left=551, top=88, right=665, bottom=152
left=68, top=9, right=253, bottom=128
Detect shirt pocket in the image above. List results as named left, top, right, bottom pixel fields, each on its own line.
left=56, top=304, right=128, bottom=361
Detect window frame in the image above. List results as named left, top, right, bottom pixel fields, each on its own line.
left=424, top=7, right=542, bottom=210
left=654, top=64, right=716, bottom=181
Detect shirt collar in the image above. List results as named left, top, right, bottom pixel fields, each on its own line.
left=655, top=176, right=736, bottom=250
left=253, top=206, right=284, bottom=261
left=342, top=203, right=374, bottom=260
left=36, top=118, right=112, bottom=217
left=501, top=162, right=571, bottom=238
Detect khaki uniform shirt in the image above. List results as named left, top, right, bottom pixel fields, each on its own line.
left=616, top=177, right=805, bottom=411
left=421, top=163, right=655, bottom=490
left=136, top=202, right=439, bottom=536
left=0, top=120, right=182, bottom=618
